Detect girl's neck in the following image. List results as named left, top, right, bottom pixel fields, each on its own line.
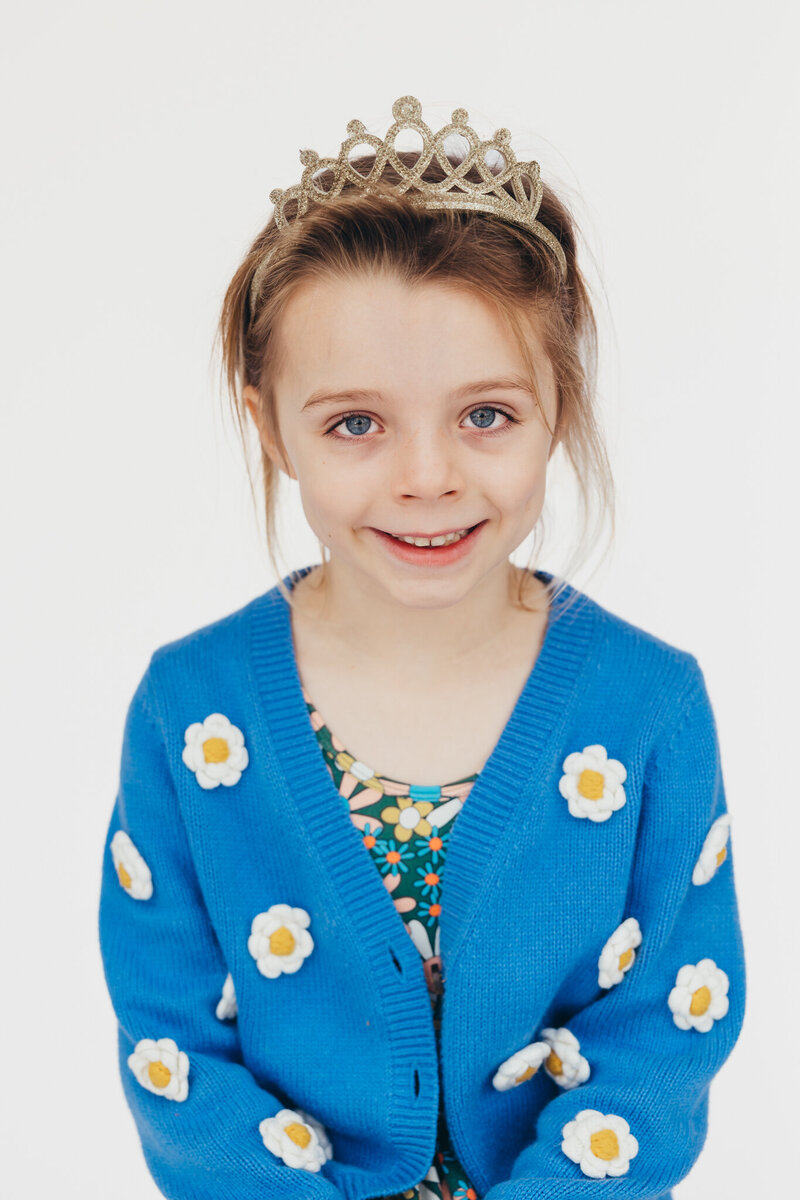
left=288, top=560, right=548, bottom=680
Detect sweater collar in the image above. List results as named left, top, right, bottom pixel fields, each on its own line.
left=248, top=564, right=599, bottom=972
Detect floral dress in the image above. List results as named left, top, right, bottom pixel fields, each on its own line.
left=302, top=683, right=481, bottom=1200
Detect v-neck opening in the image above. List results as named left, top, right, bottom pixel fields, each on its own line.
left=249, top=563, right=599, bottom=969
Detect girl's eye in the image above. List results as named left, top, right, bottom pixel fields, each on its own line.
left=323, top=405, right=519, bottom=441
left=466, top=406, right=517, bottom=433
left=325, top=412, right=376, bottom=440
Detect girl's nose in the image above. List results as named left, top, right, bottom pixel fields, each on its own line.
left=390, top=432, right=465, bottom=500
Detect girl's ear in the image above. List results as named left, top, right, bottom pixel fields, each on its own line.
left=243, top=387, right=297, bottom=480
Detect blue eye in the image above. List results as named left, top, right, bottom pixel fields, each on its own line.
left=333, top=413, right=374, bottom=438
left=468, top=406, right=506, bottom=430
left=323, top=405, right=519, bottom=441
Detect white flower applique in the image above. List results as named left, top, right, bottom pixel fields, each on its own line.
left=692, top=813, right=732, bottom=885
left=110, top=830, right=153, bottom=900
left=128, top=1036, right=190, bottom=1101
left=539, top=1026, right=591, bottom=1089
left=216, top=972, right=238, bottom=1021
left=598, top=917, right=642, bottom=988
left=668, top=958, right=730, bottom=1032
left=248, top=904, right=314, bottom=978
left=558, top=744, right=628, bottom=822
left=492, top=1041, right=552, bottom=1091
left=259, top=1106, right=334, bottom=1171
left=561, top=1109, right=639, bottom=1178
left=182, top=712, right=249, bottom=789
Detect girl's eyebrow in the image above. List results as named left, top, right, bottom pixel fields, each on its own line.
left=301, top=376, right=535, bottom=412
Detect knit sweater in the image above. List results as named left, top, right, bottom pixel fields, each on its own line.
left=97, top=565, right=746, bottom=1200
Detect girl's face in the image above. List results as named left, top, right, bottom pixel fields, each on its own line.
left=244, top=271, right=559, bottom=611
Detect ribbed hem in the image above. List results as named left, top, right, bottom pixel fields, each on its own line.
left=248, top=564, right=599, bottom=1199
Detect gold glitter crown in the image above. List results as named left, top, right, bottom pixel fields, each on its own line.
left=248, top=94, right=567, bottom=311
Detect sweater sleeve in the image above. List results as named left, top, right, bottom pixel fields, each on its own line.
left=97, top=662, right=344, bottom=1200
left=482, top=659, right=746, bottom=1200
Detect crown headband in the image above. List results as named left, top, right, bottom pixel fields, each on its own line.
left=248, top=94, right=567, bottom=314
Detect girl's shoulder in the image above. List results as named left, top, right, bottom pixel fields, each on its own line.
left=140, top=571, right=706, bottom=758
left=542, top=570, right=699, bottom=675
left=555, top=579, right=707, bottom=737
left=142, top=585, right=278, bottom=713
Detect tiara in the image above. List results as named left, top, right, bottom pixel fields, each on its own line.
left=248, top=94, right=567, bottom=312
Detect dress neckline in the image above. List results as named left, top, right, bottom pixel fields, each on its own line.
left=299, top=680, right=481, bottom=792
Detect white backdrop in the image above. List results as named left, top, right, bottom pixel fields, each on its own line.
left=2, top=1, right=796, bottom=1196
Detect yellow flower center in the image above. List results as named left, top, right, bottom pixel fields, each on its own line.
left=690, top=985, right=711, bottom=1015
left=577, top=768, right=604, bottom=801
left=270, top=926, right=296, bottom=956
left=117, top=863, right=132, bottom=889
left=716, top=846, right=727, bottom=866
left=285, top=1121, right=311, bottom=1148
left=514, top=1064, right=538, bottom=1083
left=148, top=1060, right=171, bottom=1088
left=590, top=1128, right=620, bottom=1161
left=618, top=947, right=633, bottom=970
left=546, top=1049, right=563, bottom=1075
left=203, top=736, right=230, bottom=763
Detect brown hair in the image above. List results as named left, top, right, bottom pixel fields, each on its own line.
left=213, top=146, right=615, bottom=618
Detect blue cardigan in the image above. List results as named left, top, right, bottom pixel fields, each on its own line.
left=97, top=566, right=746, bottom=1200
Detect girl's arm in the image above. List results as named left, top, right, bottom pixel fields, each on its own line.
left=483, top=662, right=746, bottom=1200
left=98, top=665, right=344, bottom=1200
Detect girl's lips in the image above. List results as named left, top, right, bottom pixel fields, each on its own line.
left=370, top=520, right=487, bottom=566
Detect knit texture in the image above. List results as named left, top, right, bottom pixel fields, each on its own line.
left=97, top=566, right=746, bottom=1200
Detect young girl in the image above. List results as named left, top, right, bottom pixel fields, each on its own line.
left=98, top=95, right=745, bottom=1200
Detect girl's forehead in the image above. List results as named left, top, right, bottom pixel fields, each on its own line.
left=283, top=270, right=514, bottom=320
left=275, top=274, right=549, bottom=389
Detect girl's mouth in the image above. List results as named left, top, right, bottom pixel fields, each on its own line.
left=369, top=520, right=487, bottom=566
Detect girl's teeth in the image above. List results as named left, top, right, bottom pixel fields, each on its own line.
left=393, top=528, right=471, bottom=547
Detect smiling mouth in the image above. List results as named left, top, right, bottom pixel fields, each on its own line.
left=381, top=522, right=482, bottom=546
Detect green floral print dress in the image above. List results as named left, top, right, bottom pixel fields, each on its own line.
left=302, top=684, right=481, bottom=1200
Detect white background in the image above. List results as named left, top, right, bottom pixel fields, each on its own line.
left=2, top=1, right=796, bottom=1196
